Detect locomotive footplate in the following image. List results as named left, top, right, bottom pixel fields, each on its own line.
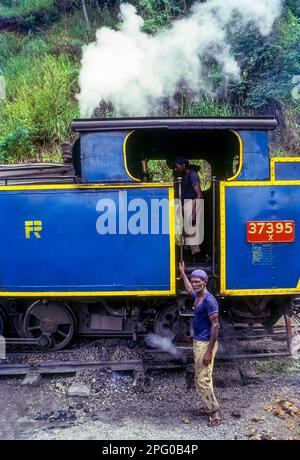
left=5, top=334, right=51, bottom=348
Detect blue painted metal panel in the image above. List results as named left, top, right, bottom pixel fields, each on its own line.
left=81, top=131, right=134, bottom=182
left=275, top=162, right=300, bottom=180
left=235, top=131, right=269, bottom=181
left=0, top=187, right=171, bottom=293
left=225, top=185, right=300, bottom=290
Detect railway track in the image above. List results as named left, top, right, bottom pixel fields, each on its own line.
left=0, top=356, right=189, bottom=378
left=0, top=351, right=292, bottom=380
left=0, top=348, right=293, bottom=381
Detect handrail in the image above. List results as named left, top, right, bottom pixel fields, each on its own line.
left=1, top=176, right=81, bottom=185
left=212, top=176, right=220, bottom=278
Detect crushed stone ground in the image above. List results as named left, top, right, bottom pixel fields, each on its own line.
left=0, top=355, right=299, bottom=440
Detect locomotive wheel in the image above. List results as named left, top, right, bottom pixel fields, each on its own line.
left=23, top=301, right=76, bottom=350
left=154, top=304, right=188, bottom=340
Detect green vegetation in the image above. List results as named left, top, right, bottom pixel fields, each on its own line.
left=184, top=98, right=233, bottom=117
left=0, top=0, right=299, bottom=163
left=0, top=0, right=54, bottom=17
left=1, top=54, right=79, bottom=162
left=136, top=0, right=190, bottom=33
left=256, top=358, right=299, bottom=376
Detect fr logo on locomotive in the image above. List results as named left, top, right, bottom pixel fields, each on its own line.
left=25, top=220, right=43, bottom=239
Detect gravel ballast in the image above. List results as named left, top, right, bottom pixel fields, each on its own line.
left=0, top=346, right=299, bottom=440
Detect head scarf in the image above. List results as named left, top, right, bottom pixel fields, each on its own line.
left=190, top=269, right=208, bottom=282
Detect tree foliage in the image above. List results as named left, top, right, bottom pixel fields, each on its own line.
left=228, top=9, right=300, bottom=113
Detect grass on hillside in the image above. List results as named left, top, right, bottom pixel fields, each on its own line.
left=0, top=0, right=54, bottom=17
left=0, top=53, right=79, bottom=162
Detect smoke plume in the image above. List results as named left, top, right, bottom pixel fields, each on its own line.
left=77, top=0, right=283, bottom=117
left=145, top=332, right=183, bottom=358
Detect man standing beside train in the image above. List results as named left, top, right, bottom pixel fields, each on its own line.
left=178, top=262, right=223, bottom=426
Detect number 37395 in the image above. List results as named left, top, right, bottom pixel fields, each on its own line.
left=247, top=220, right=295, bottom=243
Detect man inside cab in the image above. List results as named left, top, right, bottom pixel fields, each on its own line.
left=174, top=156, right=203, bottom=262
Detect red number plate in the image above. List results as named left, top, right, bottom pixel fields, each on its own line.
left=247, top=221, right=295, bottom=243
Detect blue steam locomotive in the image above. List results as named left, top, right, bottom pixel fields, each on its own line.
left=0, top=117, right=298, bottom=349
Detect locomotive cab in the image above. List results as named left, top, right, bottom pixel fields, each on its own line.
left=123, top=127, right=241, bottom=261
left=70, top=117, right=271, bottom=284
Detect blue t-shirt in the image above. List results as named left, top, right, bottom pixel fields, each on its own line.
left=182, top=170, right=200, bottom=199
left=192, top=291, right=219, bottom=341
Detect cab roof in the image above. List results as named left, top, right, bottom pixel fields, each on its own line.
left=71, top=116, right=277, bottom=132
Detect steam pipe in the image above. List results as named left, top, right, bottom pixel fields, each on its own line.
left=177, top=177, right=184, bottom=262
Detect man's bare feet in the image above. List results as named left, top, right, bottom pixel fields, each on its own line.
left=207, top=409, right=224, bottom=427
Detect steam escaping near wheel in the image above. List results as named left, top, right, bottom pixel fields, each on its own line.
left=145, top=332, right=183, bottom=359
left=290, top=309, right=300, bottom=359
left=291, top=333, right=300, bottom=359
left=77, top=0, right=283, bottom=117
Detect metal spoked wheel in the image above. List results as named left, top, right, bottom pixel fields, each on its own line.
left=154, top=304, right=189, bottom=340
left=23, top=301, right=77, bottom=350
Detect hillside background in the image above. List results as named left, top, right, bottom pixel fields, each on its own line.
left=0, top=0, right=299, bottom=164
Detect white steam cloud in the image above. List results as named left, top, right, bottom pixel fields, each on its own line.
left=77, top=0, right=283, bottom=117
left=145, top=332, right=183, bottom=358
left=291, top=331, right=300, bottom=358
